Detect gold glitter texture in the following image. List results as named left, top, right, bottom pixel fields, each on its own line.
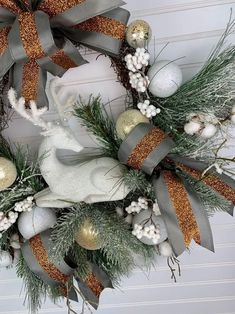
left=177, top=164, right=235, bottom=205
left=127, top=127, right=166, bottom=170
left=85, top=273, right=104, bottom=297
left=50, top=50, right=77, bottom=69
left=0, top=0, right=22, bottom=14
left=22, top=60, right=40, bottom=104
left=39, top=0, right=86, bottom=17
left=163, top=171, right=201, bottom=246
left=29, top=234, right=70, bottom=284
left=76, top=16, right=126, bottom=40
left=18, top=12, right=46, bottom=59
left=0, top=27, right=10, bottom=56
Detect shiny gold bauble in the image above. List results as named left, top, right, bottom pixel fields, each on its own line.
left=75, top=220, right=102, bottom=250
left=116, top=109, right=149, bottom=140
left=126, top=20, right=152, bottom=48
left=0, top=157, right=17, bottom=191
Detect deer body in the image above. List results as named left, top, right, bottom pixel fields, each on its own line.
left=8, top=85, right=130, bottom=208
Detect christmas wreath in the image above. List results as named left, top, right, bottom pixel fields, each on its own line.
left=0, top=1, right=234, bottom=313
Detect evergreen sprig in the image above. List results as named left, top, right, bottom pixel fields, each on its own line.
left=50, top=204, right=155, bottom=282
left=74, top=96, right=121, bottom=158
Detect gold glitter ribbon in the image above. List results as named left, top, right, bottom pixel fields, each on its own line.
left=163, top=171, right=201, bottom=246
left=84, top=273, right=104, bottom=298
left=127, top=127, right=166, bottom=170
left=177, top=163, right=235, bottom=205
left=29, top=234, right=70, bottom=284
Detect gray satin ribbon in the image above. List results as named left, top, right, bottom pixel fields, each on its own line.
left=153, top=173, right=214, bottom=256
left=118, top=123, right=176, bottom=174
left=169, top=155, right=235, bottom=215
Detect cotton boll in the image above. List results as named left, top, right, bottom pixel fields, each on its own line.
left=200, top=124, right=217, bottom=139
left=184, top=121, right=201, bottom=135
left=159, top=241, right=173, bottom=257
left=0, top=250, right=13, bottom=267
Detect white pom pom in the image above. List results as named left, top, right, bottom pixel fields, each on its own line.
left=200, top=124, right=217, bottom=139
left=184, top=121, right=201, bottom=135
left=159, top=241, right=173, bottom=257
left=116, top=207, right=124, bottom=217
left=231, top=114, right=235, bottom=125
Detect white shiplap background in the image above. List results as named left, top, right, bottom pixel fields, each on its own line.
left=1, top=0, right=235, bottom=313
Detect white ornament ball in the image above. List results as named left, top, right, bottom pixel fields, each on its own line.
left=184, top=121, right=201, bottom=135
left=132, top=209, right=168, bottom=245
left=200, top=124, right=217, bottom=139
left=147, top=60, right=183, bottom=98
left=158, top=241, right=173, bottom=257
left=0, top=157, right=17, bottom=191
left=18, top=206, right=57, bottom=239
left=0, top=250, right=13, bottom=267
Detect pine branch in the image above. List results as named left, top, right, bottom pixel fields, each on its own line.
left=74, top=96, right=121, bottom=158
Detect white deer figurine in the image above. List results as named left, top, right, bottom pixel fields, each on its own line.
left=8, top=85, right=130, bottom=208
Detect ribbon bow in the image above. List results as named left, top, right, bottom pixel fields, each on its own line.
left=118, top=123, right=235, bottom=257
left=0, top=0, right=129, bottom=107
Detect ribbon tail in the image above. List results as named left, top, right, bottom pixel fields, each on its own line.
left=153, top=174, right=186, bottom=257
left=169, top=155, right=235, bottom=215
left=12, top=60, right=48, bottom=108
left=181, top=176, right=215, bottom=252
left=154, top=171, right=214, bottom=256
left=75, top=264, right=113, bottom=310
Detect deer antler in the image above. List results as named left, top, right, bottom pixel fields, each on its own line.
left=8, top=88, right=49, bottom=130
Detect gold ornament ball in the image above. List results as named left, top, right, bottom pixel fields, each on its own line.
left=75, top=220, right=102, bottom=251
left=126, top=20, right=152, bottom=48
left=116, top=109, right=149, bottom=140
left=0, top=157, right=17, bottom=191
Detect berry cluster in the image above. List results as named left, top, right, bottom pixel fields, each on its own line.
left=132, top=223, right=161, bottom=244
left=14, top=196, right=34, bottom=212
left=124, top=48, right=150, bottom=72
left=129, top=72, right=150, bottom=93
left=125, top=197, right=148, bottom=214
left=0, top=211, right=18, bottom=234
left=137, top=99, right=160, bottom=118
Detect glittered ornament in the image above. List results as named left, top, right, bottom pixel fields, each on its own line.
left=18, top=206, right=57, bottom=239
left=148, top=60, right=182, bottom=98
left=132, top=209, right=168, bottom=245
left=126, top=20, right=152, bottom=48
left=0, top=250, right=13, bottom=268
left=75, top=220, right=102, bottom=251
left=116, top=109, right=149, bottom=140
left=0, top=157, right=17, bottom=191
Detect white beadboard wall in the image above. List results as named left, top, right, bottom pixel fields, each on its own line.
left=1, top=1, right=235, bottom=313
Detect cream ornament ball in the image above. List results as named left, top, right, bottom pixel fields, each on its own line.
left=18, top=206, right=57, bottom=239
left=148, top=60, right=183, bottom=98
left=116, top=109, right=149, bottom=140
left=0, top=157, right=17, bottom=191
left=0, top=250, right=13, bottom=268
left=126, top=20, right=152, bottom=48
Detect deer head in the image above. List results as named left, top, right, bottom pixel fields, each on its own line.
left=8, top=85, right=83, bottom=153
